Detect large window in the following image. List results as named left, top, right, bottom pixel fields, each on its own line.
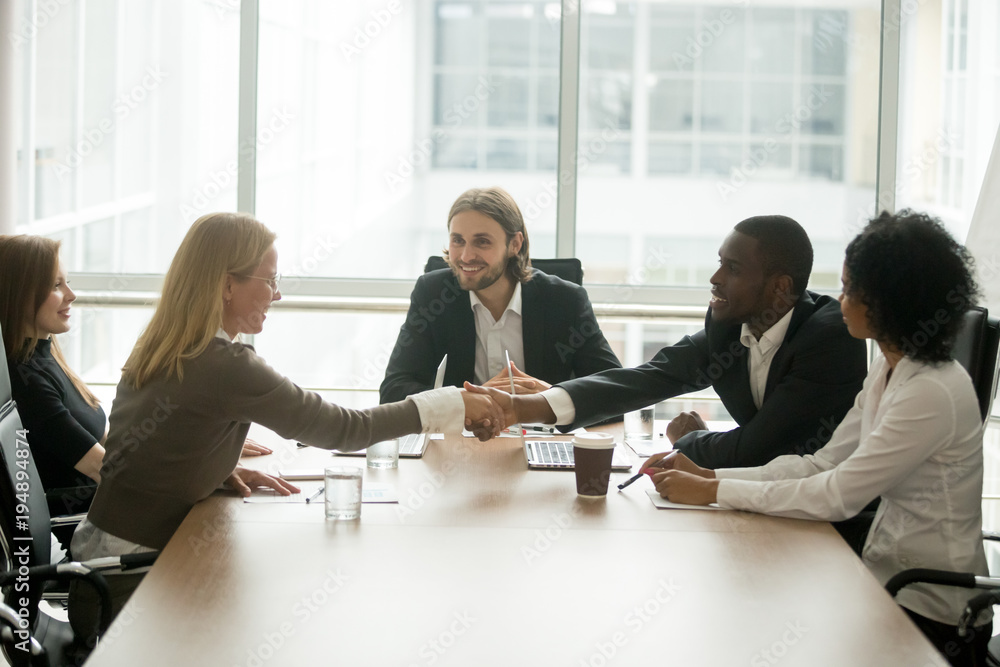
left=13, top=0, right=1000, bottom=398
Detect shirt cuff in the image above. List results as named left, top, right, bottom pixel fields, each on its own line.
left=540, top=387, right=575, bottom=426
left=715, top=478, right=767, bottom=512
left=408, top=386, right=465, bottom=434
left=715, top=466, right=765, bottom=482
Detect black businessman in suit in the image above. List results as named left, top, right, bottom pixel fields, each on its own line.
left=476, top=215, right=869, bottom=471
left=379, top=187, right=620, bottom=404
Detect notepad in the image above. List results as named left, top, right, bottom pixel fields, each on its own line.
left=645, top=489, right=725, bottom=511
left=243, top=482, right=398, bottom=504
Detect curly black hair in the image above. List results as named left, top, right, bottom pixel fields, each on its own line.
left=844, top=209, right=980, bottom=363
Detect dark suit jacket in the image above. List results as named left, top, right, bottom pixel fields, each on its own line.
left=559, top=290, right=868, bottom=469
left=379, top=269, right=621, bottom=403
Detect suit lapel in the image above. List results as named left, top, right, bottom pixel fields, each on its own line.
left=520, top=279, right=543, bottom=376
left=443, top=276, right=477, bottom=386
left=763, top=291, right=815, bottom=400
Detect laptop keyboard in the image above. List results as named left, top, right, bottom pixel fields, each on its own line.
left=531, top=440, right=574, bottom=467
left=399, top=433, right=425, bottom=455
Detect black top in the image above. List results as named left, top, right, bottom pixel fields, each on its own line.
left=8, top=339, right=105, bottom=515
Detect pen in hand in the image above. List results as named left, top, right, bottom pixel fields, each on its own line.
left=617, top=463, right=667, bottom=491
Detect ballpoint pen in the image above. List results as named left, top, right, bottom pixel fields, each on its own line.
left=617, top=464, right=666, bottom=491
left=304, top=488, right=324, bottom=503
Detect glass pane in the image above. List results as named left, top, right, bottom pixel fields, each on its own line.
left=487, top=75, right=530, bottom=127
left=804, top=10, right=849, bottom=76
left=578, top=0, right=879, bottom=291
left=649, top=78, right=694, bottom=132
left=748, top=9, right=795, bottom=75
left=700, top=80, right=743, bottom=133
left=648, top=143, right=693, bottom=174
left=701, top=8, right=746, bottom=74
left=28, top=0, right=241, bottom=273
left=749, top=82, right=793, bottom=134
left=256, top=0, right=560, bottom=279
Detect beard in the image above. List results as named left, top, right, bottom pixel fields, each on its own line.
left=450, top=257, right=508, bottom=292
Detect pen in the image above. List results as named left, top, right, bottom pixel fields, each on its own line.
left=524, top=425, right=556, bottom=434
left=304, top=488, right=323, bottom=503
left=617, top=465, right=665, bottom=491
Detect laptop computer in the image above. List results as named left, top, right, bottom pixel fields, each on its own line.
left=333, top=355, right=448, bottom=459
left=501, top=350, right=631, bottom=471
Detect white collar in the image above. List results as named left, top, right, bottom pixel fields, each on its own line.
left=739, top=307, right=794, bottom=351
left=469, top=281, right=523, bottom=319
left=215, top=327, right=235, bottom=342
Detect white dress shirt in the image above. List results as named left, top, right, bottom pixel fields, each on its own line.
left=716, top=354, right=988, bottom=625
left=470, top=282, right=525, bottom=384
left=541, top=307, right=795, bottom=425
left=739, top=308, right=793, bottom=409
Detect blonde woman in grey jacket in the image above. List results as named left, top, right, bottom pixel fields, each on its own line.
left=70, top=212, right=504, bottom=631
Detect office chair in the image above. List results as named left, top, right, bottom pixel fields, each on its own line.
left=423, top=256, right=585, bottom=286
left=885, top=307, right=1000, bottom=663
left=0, top=326, right=158, bottom=666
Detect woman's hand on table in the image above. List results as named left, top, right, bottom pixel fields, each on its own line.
left=649, top=469, right=720, bottom=505
left=240, top=438, right=273, bottom=457
left=641, top=451, right=715, bottom=479
left=225, top=467, right=300, bottom=496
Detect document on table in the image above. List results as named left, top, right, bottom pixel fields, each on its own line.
left=243, top=482, right=399, bottom=504
left=646, top=490, right=724, bottom=511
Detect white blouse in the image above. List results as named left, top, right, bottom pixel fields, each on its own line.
left=716, top=354, right=987, bottom=625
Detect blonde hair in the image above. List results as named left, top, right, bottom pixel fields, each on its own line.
left=0, top=235, right=99, bottom=408
left=443, top=187, right=532, bottom=283
left=123, top=212, right=276, bottom=388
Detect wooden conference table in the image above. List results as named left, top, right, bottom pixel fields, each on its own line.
left=84, top=428, right=945, bottom=666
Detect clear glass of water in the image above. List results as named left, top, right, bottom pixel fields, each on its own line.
left=324, top=466, right=363, bottom=520
left=625, top=406, right=655, bottom=440
left=366, top=438, right=399, bottom=469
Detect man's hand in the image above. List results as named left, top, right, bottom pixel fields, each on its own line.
left=225, top=467, right=300, bottom=497
left=241, top=438, right=273, bottom=457
left=482, top=362, right=552, bottom=395
left=460, top=385, right=510, bottom=441
left=640, top=451, right=714, bottom=479
left=666, top=411, right=708, bottom=444
left=649, top=469, right=719, bottom=505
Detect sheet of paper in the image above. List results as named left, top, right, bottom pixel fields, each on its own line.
left=624, top=438, right=671, bottom=457
left=243, top=482, right=398, bottom=504
left=645, top=489, right=725, bottom=511
left=244, top=481, right=324, bottom=504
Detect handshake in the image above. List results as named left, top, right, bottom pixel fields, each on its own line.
left=458, top=382, right=519, bottom=441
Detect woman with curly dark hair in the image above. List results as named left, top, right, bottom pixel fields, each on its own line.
left=644, top=210, right=990, bottom=666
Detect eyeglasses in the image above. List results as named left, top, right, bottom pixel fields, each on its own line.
left=241, top=274, right=282, bottom=293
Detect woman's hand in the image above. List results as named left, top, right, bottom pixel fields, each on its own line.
left=649, top=469, right=720, bottom=505
left=641, top=451, right=714, bottom=479
left=241, top=438, right=273, bottom=457
left=225, top=467, right=300, bottom=496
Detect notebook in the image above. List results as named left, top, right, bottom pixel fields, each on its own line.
left=333, top=355, right=448, bottom=459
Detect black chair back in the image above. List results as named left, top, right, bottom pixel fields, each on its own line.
left=0, top=325, right=54, bottom=630
left=952, top=307, right=1000, bottom=421
left=423, top=256, right=584, bottom=286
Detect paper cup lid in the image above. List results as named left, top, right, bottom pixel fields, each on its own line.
left=572, top=432, right=616, bottom=449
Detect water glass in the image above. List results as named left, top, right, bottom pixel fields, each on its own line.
left=625, top=406, right=655, bottom=440
left=324, top=466, right=363, bottom=520
left=366, top=438, right=399, bottom=469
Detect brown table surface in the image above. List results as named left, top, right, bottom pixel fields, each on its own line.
left=85, top=427, right=945, bottom=666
